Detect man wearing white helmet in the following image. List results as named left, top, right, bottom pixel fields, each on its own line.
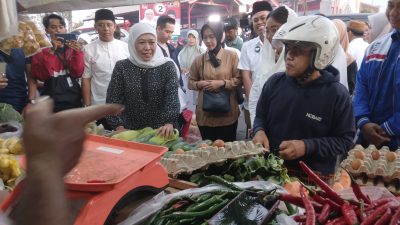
left=252, top=16, right=355, bottom=179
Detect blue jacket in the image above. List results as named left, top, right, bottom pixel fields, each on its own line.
left=353, top=30, right=400, bottom=149
left=253, top=66, right=355, bottom=175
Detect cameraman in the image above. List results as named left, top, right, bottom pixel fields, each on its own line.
left=29, top=14, right=84, bottom=112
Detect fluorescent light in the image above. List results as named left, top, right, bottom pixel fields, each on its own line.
left=208, top=14, right=221, bottom=22
left=239, top=5, right=247, bottom=13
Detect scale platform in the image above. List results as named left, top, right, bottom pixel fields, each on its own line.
left=3, top=135, right=169, bottom=225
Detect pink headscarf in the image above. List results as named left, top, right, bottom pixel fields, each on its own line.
left=333, top=19, right=355, bottom=66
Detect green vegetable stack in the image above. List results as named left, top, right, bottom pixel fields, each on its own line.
left=188, top=154, right=291, bottom=186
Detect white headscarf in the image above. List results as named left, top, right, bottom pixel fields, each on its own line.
left=78, top=33, right=91, bottom=44
left=178, top=30, right=205, bottom=69
left=368, top=13, right=392, bottom=43
left=128, top=23, right=172, bottom=68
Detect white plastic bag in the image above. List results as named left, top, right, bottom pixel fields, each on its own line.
left=118, top=181, right=283, bottom=225
left=0, top=121, right=23, bottom=139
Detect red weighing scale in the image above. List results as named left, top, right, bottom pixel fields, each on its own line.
left=3, top=135, right=169, bottom=225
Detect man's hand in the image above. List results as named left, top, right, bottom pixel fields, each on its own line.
left=23, top=97, right=124, bottom=174
left=49, top=36, right=64, bottom=53
left=0, top=74, right=8, bottom=89
left=279, top=140, right=306, bottom=160
left=361, top=122, right=391, bottom=147
left=252, top=130, right=270, bottom=150
left=66, top=40, right=83, bottom=51
left=204, top=80, right=225, bottom=91
left=157, top=123, right=174, bottom=138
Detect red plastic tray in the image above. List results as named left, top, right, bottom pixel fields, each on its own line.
left=64, top=135, right=167, bottom=192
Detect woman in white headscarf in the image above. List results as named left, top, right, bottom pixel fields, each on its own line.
left=249, top=6, right=296, bottom=126
left=178, top=30, right=205, bottom=111
left=333, top=19, right=357, bottom=95
left=106, top=23, right=180, bottom=137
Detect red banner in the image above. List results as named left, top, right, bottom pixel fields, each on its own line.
left=139, top=1, right=181, bottom=34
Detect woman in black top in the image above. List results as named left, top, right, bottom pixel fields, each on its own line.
left=106, top=23, right=180, bottom=137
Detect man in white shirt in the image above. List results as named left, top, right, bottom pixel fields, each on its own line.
left=238, top=1, right=273, bottom=131
left=82, top=9, right=129, bottom=129
left=348, top=20, right=369, bottom=69
left=155, top=15, right=188, bottom=113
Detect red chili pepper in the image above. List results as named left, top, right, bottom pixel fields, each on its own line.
left=375, top=208, right=392, bottom=225
left=326, top=198, right=342, bottom=211
left=389, top=207, right=400, bottom=225
left=317, top=203, right=331, bottom=224
left=293, top=215, right=307, bottom=222
left=312, top=192, right=327, bottom=205
left=300, top=185, right=316, bottom=225
left=341, top=202, right=359, bottom=225
left=326, top=217, right=344, bottom=225
left=361, top=203, right=390, bottom=225
left=279, top=194, right=304, bottom=207
left=299, top=161, right=345, bottom=205
left=364, top=198, right=392, bottom=212
left=279, top=194, right=322, bottom=211
left=342, top=168, right=371, bottom=205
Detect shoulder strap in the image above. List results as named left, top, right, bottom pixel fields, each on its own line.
left=158, top=44, right=168, bottom=57
left=55, top=51, right=70, bottom=76
left=201, top=53, right=205, bottom=81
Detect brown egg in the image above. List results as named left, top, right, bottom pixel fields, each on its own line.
left=351, top=159, right=363, bottom=170
left=353, top=150, right=365, bottom=160
left=212, top=139, right=225, bottom=148
left=371, top=150, right=380, bottom=160
left=386, top=152, right=397, bottom=162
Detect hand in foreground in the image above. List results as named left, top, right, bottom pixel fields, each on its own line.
left=23, top=97, right=124, bottom=174
left=252, top=130, right=270, bottom=151
left=157, top=123, right=174, bottom=138
left=279, top=140, right=306, bottom=160
left=361, top=123, right=391, bottom=148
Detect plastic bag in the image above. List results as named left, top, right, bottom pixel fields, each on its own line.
left=118, top=181, right=284, bottom=225
left=0, top=121, right=22, bottom=139
left=0, top=15, right=51, bottom=57
left=0, top=0, right=19, bottom=41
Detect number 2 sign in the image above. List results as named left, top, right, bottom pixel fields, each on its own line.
left=154, top=3, right=166, bottom=14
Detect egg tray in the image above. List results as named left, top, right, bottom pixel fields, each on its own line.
left=161, top=141, right=267, bottom=177
left=340, top=145, right=400, bottom=194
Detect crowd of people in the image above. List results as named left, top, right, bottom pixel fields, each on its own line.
left=0, top=0, right=399, bottom=223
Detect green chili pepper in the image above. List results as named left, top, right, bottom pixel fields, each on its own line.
left=164, top=199, right=229, bottom=220
left=186, top=195, right=223, bottom=212
left=204, top=175, right=242, bottom=191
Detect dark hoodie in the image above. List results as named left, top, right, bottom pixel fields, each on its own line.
left=253, top=66, right=355, bottom=175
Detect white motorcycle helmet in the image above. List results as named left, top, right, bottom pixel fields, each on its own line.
left=272, top=15, right=339, bottom=71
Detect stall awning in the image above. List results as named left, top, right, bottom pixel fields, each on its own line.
left=17, top=0, right=165, bottom=13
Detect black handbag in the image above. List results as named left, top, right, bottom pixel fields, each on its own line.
left=201, top=54, right=231, bottom=113
left=43, top=52, right=82, bottom=112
